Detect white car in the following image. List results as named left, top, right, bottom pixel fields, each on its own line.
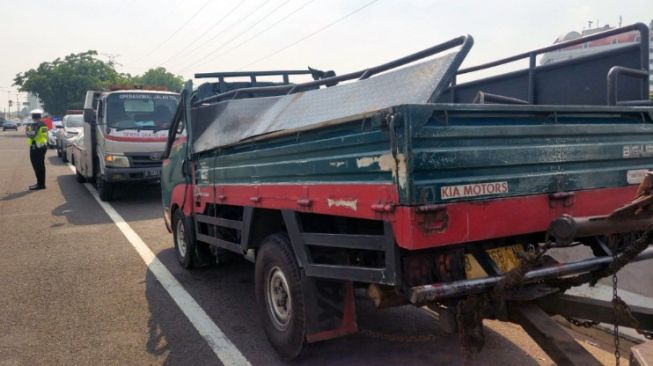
left=48, top=120, right=64, bottom=148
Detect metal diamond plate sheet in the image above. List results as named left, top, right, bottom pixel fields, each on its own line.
left=192, top=51, right=459, bottom=153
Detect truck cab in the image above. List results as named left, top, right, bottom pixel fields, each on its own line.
left=75, top=88, right=180, bottom=201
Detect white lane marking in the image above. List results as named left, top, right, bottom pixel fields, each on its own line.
left=68, top=165, right=250, bottom=366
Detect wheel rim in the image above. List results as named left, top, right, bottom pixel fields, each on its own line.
left=176, top=219, right=188, bottom=258
left=265, top=266, right=292, bottom=331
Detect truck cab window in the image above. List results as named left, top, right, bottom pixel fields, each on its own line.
left=175, top=117, right=186, bottom=137
left=105, top=93, right=179, bottom=131
left=97, top=101, right=104, bottom=123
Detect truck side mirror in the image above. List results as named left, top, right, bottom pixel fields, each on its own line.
left=83, top=108, right=96, bottom=124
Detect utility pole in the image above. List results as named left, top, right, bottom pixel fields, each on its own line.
left=101, top=52, right=122, bottom=67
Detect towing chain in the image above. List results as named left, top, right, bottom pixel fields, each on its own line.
left=565, top=317, right=599, bottom=328
left=457, top=228, right=651, bottom=364
left=610, top=236, right=621, bottom=366
left=359, top=328, right=440, bottom=343
left=549, top=231, right=651, bottom=366
left=547, top=230, right=651, bottom=293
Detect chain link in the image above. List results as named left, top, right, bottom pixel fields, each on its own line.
left=566, top=317, right=599, bottom=328
left=359, top=328, right=440, bottom=343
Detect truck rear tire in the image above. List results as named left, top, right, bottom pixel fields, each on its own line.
left=255, top=234, right=306, bottom=360
left=97, top=176, right=113, bottom=201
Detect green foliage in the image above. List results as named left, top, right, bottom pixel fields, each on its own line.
left=130, top=67, right=183, bottom=92
left=14, top=51, right=183, bottom=116
left=13, top=50, right=121, bottom=115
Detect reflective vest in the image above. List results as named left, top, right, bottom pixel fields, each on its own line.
left=27, top=122, right=48, bottom=148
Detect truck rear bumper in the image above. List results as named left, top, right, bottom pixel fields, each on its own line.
left=104, top=166, right=161, bottom=182
left=410, top=179, right=653, bottom=305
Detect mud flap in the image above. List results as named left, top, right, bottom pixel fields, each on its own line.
left=303, top=278, right=358, bottom=343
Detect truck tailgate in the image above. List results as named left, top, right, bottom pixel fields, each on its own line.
left=405, top=106, right=653, bottom=206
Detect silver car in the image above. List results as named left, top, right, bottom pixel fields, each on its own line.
left=57, top=114, right=84, bottom=162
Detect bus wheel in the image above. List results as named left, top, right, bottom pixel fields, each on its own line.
left=255, top=234, right=306, bottom=360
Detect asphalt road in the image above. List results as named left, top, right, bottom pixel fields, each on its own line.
left=0, top=128, right=625, bottom=365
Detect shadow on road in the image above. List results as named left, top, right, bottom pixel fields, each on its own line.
left=51, top=174, right=112, bottom=226
left=107, top=181, right=163, bottom=222
left=0, top=133, right=28, bottom=139
left=48, top=155, right=66, bottom=166
left=49, top=154, right=163, bottom=222
left=144, top=248, right=541, bottom=366
left=144, top=249, right=228, bottom=365
left=0, top=190, right=33, bottom=201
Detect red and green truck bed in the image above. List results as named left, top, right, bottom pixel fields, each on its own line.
left=161, top=23, right=653, bottom=362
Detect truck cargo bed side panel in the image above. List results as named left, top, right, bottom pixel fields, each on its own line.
left=406, top=105, right=653, bottom=206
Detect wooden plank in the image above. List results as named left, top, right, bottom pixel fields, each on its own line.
left=537, top=294, right=653, bottom=331
left=631, top=340, right=653, bottom=366
left=509, top=302, right=602, bottom=366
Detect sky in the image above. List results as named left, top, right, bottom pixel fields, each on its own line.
left=0, top=0, right=651, bottom=114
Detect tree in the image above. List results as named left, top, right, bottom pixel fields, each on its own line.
left=14, top=50, right=122, bottom=116
left=131, top=67, right=183, bottom=92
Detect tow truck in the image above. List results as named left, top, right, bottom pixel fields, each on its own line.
left=72, top=86, right=179, bottom=201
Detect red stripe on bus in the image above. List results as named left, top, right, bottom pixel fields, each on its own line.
left=105, top=135, right=168, bottom=142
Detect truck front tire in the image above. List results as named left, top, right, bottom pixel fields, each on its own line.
left=173, top=209, right=196, bottom=269
left=76, top=170, right=85, bottom=183
left=255, top=234, right=306, bottom=360
left=96, top=175, right=113, bottom=201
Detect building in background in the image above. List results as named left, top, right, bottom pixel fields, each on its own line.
left=540, top=19, right=653, bottom=93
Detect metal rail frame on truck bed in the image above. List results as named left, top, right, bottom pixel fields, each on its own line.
left=162, top=23, right=653, bottom=364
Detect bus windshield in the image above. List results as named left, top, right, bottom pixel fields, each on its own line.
left=105, top=92, right=180, bottom=131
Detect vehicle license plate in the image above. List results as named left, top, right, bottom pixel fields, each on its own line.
left=464, top=244, right=523, bottom=279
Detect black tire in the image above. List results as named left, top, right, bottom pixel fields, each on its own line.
left=75, top=167, right=85, bottom=183
left=255, top=234, right=306, bottom=360
left=97, top=175, right=113, bottom=201
left=56, top=147, right=62, bottom=157
left=62, top=150, right=68, bottom=163
left=172, top=209, right=196, bottom=269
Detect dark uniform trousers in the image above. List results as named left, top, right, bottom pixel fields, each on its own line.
left=30, top=145, right=47, bottom=187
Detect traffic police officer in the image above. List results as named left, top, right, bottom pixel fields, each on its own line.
left=26, top=109, right=48, bottom=190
